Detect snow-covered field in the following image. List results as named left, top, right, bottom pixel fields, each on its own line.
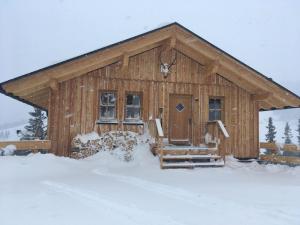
left=1, top=145, right=300, bottom=225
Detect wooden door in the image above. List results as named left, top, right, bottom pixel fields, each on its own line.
left=169, top=94, right=192, bottom=145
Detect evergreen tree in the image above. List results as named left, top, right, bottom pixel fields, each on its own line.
left=297, top=119, right=300, bottom=146
left=22, top=107, right=47, bottom=140
left=265, top=117, right=276, bottom=143
left=282, top=122, right=293, bottom=144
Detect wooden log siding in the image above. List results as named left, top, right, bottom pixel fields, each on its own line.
left=48, top=47, right=259, bottom=158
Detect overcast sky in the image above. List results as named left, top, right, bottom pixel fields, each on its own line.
left=0, top=0, right=299, bottom=127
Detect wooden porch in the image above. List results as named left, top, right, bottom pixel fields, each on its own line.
left=149, top=119, right=229, bottom=169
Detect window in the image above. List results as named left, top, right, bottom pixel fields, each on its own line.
left=125, top=93, right=142, bottom=121
left=99, top=92, right=116, bottom=121
left=209, top=98, right=223, bottom=121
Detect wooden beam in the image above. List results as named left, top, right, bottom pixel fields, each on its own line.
left=168, top=36, right=176, bottom=50
left=177, top=35, right=286, bottom=104
left=22, top=88, right=49, bottom=99
left=49, top=79, right=59, bottom=92
left=8, top=40, right=171, bottom=97
left=177, top=31, right=299, bottom=107
left=3, top=26, right=174, bottom=95
left=251, top=92, right=272, bottom=101
left=176, top=26, right=300, bottom=107
left=0, top=140, right=51, bottom=150
left=175, top=39, right=210, bottom=65
left=218, top=61, right=298, bottom=107
left=259, top=102, right=273, bottom=110
left=203, top=58, right=220, bottom=80
left=176, top=38, right=287, bottom=108
left=119, top=53, right=129, bottom=76
left=26, top=93, right=49, bottom=103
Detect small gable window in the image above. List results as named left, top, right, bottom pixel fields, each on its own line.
left=209, top=98, right=223, bottom=121
left=125, top=93, right=142, bottom=121
left=99, top=92, right=117, bottom=121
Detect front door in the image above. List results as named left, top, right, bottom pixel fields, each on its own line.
left=169, top=94, right=192, bottom=145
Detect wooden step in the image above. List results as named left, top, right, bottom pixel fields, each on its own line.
left=153, top=145, right=218, bottom=156
left=156, top=145, right=224, bottom=169
left=162, top=160, right=225, bottom=169
left=162, top=154, right=221, bottom=160
left=161, top=149, right=217, bottom=156
left=162, top=145, right=216, bottom=150
left=163, top=146, right=209, bottom=149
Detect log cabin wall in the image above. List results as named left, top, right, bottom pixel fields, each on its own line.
left=48, top=47, right=259, bottom=158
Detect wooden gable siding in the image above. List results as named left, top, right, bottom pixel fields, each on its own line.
left=48, top=47, right=259, bottom=158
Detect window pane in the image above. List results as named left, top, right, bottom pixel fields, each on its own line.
left=209, top=98, right=223, bottom=121
left=101, top=92, right=116, bottom=106
left=209, top=110, right=215, bottom=121
left=209, top=99, right=215, bottom=109
left=215, top=110, right=221, bottom=120
left=126, top=94, right=141, bottom=106
left=108, top=93, right=116, bottom=104
left=101, top=93, right=109, bottom=105
left=126, top=107, right=140, bottom=119
left=214, top=99, right=221, bottom=110
left=107, top=106, right=115, bottom=118
left=132, top=95, right=140, bottom=106
left=209, top=98, right=221, bottom=110
left=126, top=95, right=133, bottom=105
left=126, top=93, right=141, bottom=120
left=100, top=106, right=108, bottom=117
left=100, top=106, right=115, bottom=119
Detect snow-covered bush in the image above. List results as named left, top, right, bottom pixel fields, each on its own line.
left=0, top=144, right=16, bottom=156
left=71, top=131, right=151, bottom=161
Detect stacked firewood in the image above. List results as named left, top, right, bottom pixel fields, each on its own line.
left=70, top=131, right=139, bottom=160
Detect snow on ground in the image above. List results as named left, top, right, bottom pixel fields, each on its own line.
left=1, top=145, right=300, bottom=225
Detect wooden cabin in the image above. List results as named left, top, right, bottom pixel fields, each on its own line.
left=1, top=23, right=300, bottom=163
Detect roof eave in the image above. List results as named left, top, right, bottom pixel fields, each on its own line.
left=0, top=85, right=47, bottom=112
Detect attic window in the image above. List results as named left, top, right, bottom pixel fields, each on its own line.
left=99, top=92, right=117, bottom=121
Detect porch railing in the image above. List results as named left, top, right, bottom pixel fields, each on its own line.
left=259, top=142, right=300, bottom=165
left=148, top=119, right=165, bottom=167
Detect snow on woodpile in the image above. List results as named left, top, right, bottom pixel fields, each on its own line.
left=71, top=131, right=152, bottom=160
